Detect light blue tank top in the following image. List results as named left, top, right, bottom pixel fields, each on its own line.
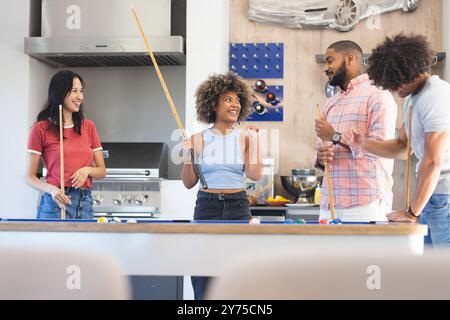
left=198, top=128, right=245, bottom=189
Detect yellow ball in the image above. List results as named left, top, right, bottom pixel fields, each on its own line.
left=97, top=217, right=109, bottom=224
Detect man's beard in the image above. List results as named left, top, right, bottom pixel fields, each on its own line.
left=329, top=61, right=347, bottom=88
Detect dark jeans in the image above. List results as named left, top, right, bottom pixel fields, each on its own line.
left=193, top=190, right=251, bottom=220
left=37, top=187, right=94, bottom=219
left=191, top=190, right=251, bottom=300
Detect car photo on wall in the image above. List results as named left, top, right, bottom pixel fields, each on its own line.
left=248, top=0, right=420, bottom=32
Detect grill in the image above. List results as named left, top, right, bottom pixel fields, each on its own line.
left=93, top=142, right=168, bottom=218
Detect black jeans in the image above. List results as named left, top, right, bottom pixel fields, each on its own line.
left=192, top=190, right=251, bottom=300
left=193, top=190, right=251, bottom=220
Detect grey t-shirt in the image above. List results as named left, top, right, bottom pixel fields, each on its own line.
left=404, top=75, right=450, bottom=194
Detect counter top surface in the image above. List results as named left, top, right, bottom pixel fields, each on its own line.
left=0, top=220, right=427, bottom=236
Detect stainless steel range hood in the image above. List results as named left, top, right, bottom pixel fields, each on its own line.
left=24, top=36, right=186, bottom=67
left=25, top=0, right=186, bottom=67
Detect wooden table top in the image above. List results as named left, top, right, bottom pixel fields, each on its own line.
left=0, top=221, right=428, bottom=236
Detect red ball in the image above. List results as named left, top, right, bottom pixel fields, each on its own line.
left=266, top=92, right=276, bottom=103
left=319, top=219, right=329, bottom=224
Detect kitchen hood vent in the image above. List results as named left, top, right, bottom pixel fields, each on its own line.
left=24, top=36, right=185, bottom=67
left=25, top=0, right=186, bottom=67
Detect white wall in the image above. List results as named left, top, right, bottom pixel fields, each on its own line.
left=0, top=1, right=44, bottom=218
left=28, top=60, right=54, bottom=129
left=185, top=0, right=230, bottom=135
left=444, top=0, right=450, bottom=81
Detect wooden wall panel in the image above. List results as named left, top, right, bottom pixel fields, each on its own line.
left=231, top=0, right=443, bottom=209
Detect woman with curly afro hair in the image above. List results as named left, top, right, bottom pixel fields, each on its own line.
left=181, top=72, right=263, bottom=299
left=342, top=34, right=450, bottom=247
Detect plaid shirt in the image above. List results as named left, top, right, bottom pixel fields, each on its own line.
left=316, top=74, right=397, bottom=210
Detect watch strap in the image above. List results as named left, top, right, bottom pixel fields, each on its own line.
left=405, top=206, right=419, bottom=218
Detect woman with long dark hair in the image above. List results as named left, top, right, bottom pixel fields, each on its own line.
left=26, top=70, right=106, bottom=219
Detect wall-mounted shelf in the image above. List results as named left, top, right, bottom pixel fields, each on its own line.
left=315, top=52, right=446, bottom=66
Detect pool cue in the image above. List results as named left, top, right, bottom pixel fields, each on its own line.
left=131, top=5, right=208, bottom=189
left=59, top=105, right=66, bottom=219
left=316, top=105, right=336, bottom=220
left=405, top=103, right=413, bottom=209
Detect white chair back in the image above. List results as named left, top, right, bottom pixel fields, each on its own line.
left=0, top=246, right=130, bottom=299
left=207, top=249, right=450, bottom=300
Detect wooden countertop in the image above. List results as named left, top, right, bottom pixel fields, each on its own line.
left=0, top=221, right=428, bottom=236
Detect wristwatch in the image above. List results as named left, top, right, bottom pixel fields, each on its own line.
left=331, top=132, right=342, bottom=145
left=405, top=206, right=419, bottom=218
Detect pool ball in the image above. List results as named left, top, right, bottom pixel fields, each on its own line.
left=253, top=101, right=266, bottom=114
left=127, top=219, right=137, bottom=224
left=295, top=218, right=306, bottom=224
left=254, top=79, right=267, bottom=92
left=331, top=219, right=342, bottom=224
left=112, top=217, right=122, bottom=223
left=97, top=217, right=109, bottom=224
left=319, top=219, right=329, bottom=224
left=265, top=92, right=276, bottom=103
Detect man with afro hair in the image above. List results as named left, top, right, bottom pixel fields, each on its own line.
left=343, top=34, right=450, bottom=247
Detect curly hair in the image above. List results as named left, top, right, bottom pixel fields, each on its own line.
left=367, top=34, right=435, bottom=91
left=195, top=72, right=252, bottom=124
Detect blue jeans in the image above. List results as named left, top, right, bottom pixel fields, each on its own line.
left=37, top=187, right=94, bottom=219
left=192, top=190, right=251, bottom=300
left=420, top=194, right=450, bottom=247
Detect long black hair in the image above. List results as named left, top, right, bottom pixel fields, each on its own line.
left=37, top=70, right=85, bottom=135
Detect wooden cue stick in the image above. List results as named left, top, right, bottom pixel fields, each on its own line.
left=405, top=103, right=413, bottom=209
left=59, top=105, right=66, bottom=219
left=131, top=5, right=208, bottom=189
left=316, top=105, right=336, bottom=220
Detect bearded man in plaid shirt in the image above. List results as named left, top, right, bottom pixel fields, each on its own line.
left=315, top=40, right=398, bottom=222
